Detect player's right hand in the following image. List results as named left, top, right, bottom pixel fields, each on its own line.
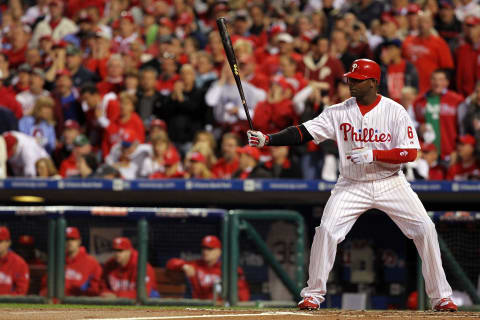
left=247, top=130, right=268, bottom=148
left=166, top=258, right=186, bottom=271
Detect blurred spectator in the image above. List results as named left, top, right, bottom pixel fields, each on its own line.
left=166, top=235, right=249, bottom=301
left=65, top=45, right=98, bottom=88
left=455, top=0, right=480, bottom=22
left=193, top=51, right=218, bottom=89
left=124, top=69, right=139, bottom=96
left=31, top=0, right=78, bottom=47
left=331, top=29, right=358, bottom=72
left=59, top=134, right=92, bottom=178
left=95, top=164, right=122, bottom=179
left=13, top=63, right=31, bottom=95
left=22, top=0, right=49, bottom=27
left=147, top=119, right=168, bottom=141
left=16, top=235, right=45, bottom=266
left=447, top=134, right=480, bottom=179
left=422, top=143, right=447, bottom=180
left=112, top=11, right=139, bottom=54
left=3, top=25, right=29, bottom=69
left=100, top=237, right=159, bottom=299
left=155, top=55, right=179, bottom=96
left=97, top=54, right=125, bottom=95
left=238, top=54, right=269, bottom=92
left=0, top=107, right=18, bottom=135
left=263, top=146, right=302, bottom=179
left=455, top=16, right=480, bottom=97
left=0, top=226, right=29, bottom=295
left=206, top=62, right=266, bottom=134
left=436, top=0, right=462, bottom=53
left=54, top=119, right=80, bottom=167
left=402, top=11, right=454, bottom=94
left=141, top=134, right=180, bottom=178
left=233, top=146, right=271, bottom=179
left=278, top=55, right=308, bottom=94
left=136, top=67, right=165, bottom=127
left=349, top=22, right=374, bottom=60
left=102, top=92, right=145, bottom=156
left=379, top=39, right=419, bottom=102
left=16, top=68, right=50, bottom=117
left=184, top=151, right=213, bottom=179
left=73, top=154, right=98, bottom=178
left=459, top=81, right=480, bottom=156
left=297, top=35, right=344, bottom=98
left=0, top=82, right=23, bottom=121
left=414, top=69, right=463, bottom=161
left=253, top=76, right=297, bottom=134
left=349, top=0, right=385, bottom=28
left=4, top=131, right=50, bottom=177
left=85, top=29, right=112, bottom=80
left=35, top=157, right=60, bottom=178
left=105, top=131, right=152, bottom=179
left=163, top=64, right=210, bottom=155
left=212, top=133, right=241, bottom=179
left=40, top=227, right=102, bottom=296
left=149, top=149, right=185, bottom=179
left=19, top=96, right=57, bottom=154
left=0, top=136, right=6, bottom=179
left=263, top=32, right=302, bottom=77
left=53, top=70, right=84, bottom=132
left=400, top=86, right=419, bottom=128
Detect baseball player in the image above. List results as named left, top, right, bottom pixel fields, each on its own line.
left=247, top=59, right=457, bottom=311
left=0, top=226, right=29, bottom=295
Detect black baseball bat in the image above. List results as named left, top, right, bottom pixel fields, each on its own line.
left=216, top=17, right=254, bottom=130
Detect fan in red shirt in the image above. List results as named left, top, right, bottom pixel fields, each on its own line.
left=59, top=134, right=92, bottom=177
left=447, top=135, right=480, bottom=180
left=101, top=237, right=159, bottom=299
left=166, top=235, right=250, bottom=301
left=2, top=25, right=29, bottom=69
left=0, top=227, right=29, bottom=295
left=455, top=16, right=480, bottom=97
left=212, top=133, right=241, bottom=179
left=96, top=54, right=125, bottom=95
left=102, top=92, right=145, bottom=157
left=421, top=143, right=447, bottom=180
left=253, top=75, right=297, bottom=134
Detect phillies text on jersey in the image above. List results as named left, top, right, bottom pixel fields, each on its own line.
left=303, top=96, right=420, bottom=181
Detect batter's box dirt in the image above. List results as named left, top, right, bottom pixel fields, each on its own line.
left=0, top=306, right=479, bottom=320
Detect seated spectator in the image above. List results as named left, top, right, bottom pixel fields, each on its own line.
left=95, top=164, right=122, bottom=179
left=16, top=235, right=45, bottom=266
left=4, top=131, right=50, bottom=177
left=124, top=69, right=139, bottom=96
left=166, top=235, right=249, bottom=301
left=40, top=227, right=102, bottom=296
left=16, top=68, right=50, bottom=116
left=422, top=143, right=447, bottom=180
left=106, top=131, right=153, bottom=179
left=35, top=157, right=60, bottom=178
left=149, top=150, right=184, bottom=179
left=148, top=119, right=168, bottom=142
left=459, top=81, right=480, bottom=158
left=187, top=133, right=217, bottom=170
left=212, top=133, right=241, bottom=179
left=102, top=92, right=145, bottom=157
left=100, top=237, right=158, bottom=299
left=263, top=146, right=302, bottom=178
left=253, top=75, right=297, bottom=134
left=184, top=152, right=214, bottom=179
left=72, top=154, right=98, bottom=179
left=54, top=120, right=81, bottom=167
left=59, top=134, right=92, bottom=178
left=19, top=96, right=57, bottom=154
left=205, top=62, right=266, bottom=135
left=140, top=134, right=180, bottom=178
left=232, top=146, right=272, bottom=179
left=0, top=226, right=29, bottom=295
left=447, top=135, right=480, bottom=180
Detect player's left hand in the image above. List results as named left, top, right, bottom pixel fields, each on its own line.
left=349, top=148, right=373, bottom=164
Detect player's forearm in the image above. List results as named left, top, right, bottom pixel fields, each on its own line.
left=267, top=125, right=314, bottom=146
left=373, top=149, right=418, bottom=164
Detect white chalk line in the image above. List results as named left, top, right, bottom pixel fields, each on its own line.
left=84, top=311, right=316, bottom=320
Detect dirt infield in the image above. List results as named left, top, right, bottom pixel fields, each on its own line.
left=0, top=306, right=479, bottom=320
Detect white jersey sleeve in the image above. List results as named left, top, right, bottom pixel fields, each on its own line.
left=394, top=115, right=421, bottom=149
left=302, top=108, right=336, bottom=144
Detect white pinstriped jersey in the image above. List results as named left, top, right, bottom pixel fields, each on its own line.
left=303, top=95, right=420, bottom=181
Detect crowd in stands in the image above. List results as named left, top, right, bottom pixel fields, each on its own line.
left=0, top=0, right=478, bottom=181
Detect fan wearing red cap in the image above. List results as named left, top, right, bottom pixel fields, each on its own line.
left=166, top=235, right=250, bottom=301
left=232, top=145, right=272, bottom=179
left=454, top=16, right=480, bottom=97
left=185, top=151, right=214, bottom=179
left=0, top=226, right=29, bottom=295
left=446, top=135, right=479, bottom=180
left=111, top=11, right=139, bottom=54
left=212, top=133, right=241, bottom=179
left=100, top=237, right=159, bottom=299
left=420, top=143, right=447, bottom=180
left=247, top=58, right=457, bottom=311
left=40, top=227, right=102, bottom=296
left=141, top=134, right=181, bottom=178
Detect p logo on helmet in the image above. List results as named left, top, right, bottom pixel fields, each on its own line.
left=344, top=59, right=381, bottom=83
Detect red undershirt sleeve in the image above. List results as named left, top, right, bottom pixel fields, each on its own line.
left=373, top=148, right=418, bottom=164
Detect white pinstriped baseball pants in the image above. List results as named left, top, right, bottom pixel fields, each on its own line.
left=301, top=173, right=452, bottom=306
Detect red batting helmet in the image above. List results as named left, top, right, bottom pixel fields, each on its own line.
left=344, top=59, right=381, bottom=83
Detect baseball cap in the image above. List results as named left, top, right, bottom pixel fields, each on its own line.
left=66, top=227, right=81, bottom=239
left=121, top=130, right=137, bottom=148
left=201, top=235, right=221, bottom=249
left=177, top=12, right=193, bottom=25
left=189, top=151, right=206, bottom=163
left=271, top=75, right=295, bottom=93
left=458, top=134, right=476, bottom=146
left=381, top=13, right=398, bottom=26
left=0, top=227, right=10, bottom=241
left=73, top=134, right=90, bottom=147
left=3, top=132, right=18, bottom=158
left=421, top=142, right=437, bottom=153
left=56, top=69, right=71, bottom=79
left=159, top=17, right=174, bottom=31
left=64, top=119, right=79, bottom=130
left=66, top=45, right=81, bottom=56
left=407, top=3, right=421, bottom=14
left=18, top=235, right=34, bottom=245
left=439, top=0, right=454, bottom=9
left=31, top=68, right=46, bottom=79
left=234, top=10, right=249, bottom=21
left=112, top=237, right=132, bottom=250
left=18, top=63, right=32, bottom=74
left=53, top=40, right=68, bottom=49
left=150, top=119, right=167, bottom=131
left=383, top=38, right=402, bottom=48
left=465, top=16, right=480, bottom=27
left=237, top=146, right=261, bottom=161
left=276, top=33, right=294, bottom=43
left=164, top=149, right=180, bottom=166
left=119, top=11, right=134, bottom=23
